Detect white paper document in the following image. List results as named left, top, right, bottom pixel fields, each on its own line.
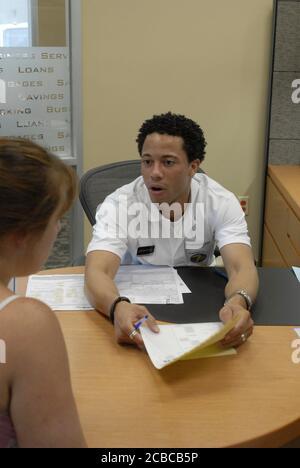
left=175, top=271, right=191, bottom=294
left=292, top=267, right=300, bottom=283
left=26, top=266, right=187, bottom=310
left=294, top=329, right=300, bottom=338
left=140, top=315, right=240, bottom=369
left=26, top=274, right=93, bottom=310
left=115, top=265, right=184, bottom=304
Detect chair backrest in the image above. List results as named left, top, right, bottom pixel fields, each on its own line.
left=79, top=160, right=141, bottom=225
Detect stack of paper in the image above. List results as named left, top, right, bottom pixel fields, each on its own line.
left=115, top=265, right=189, bottom=304
left=25, top=266, right=190, bottom=310
left=140, top=314, right=241, bottom=369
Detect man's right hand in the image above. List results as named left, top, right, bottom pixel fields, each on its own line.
left=114, top=301, right=160, bottom=349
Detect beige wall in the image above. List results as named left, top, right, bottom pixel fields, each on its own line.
left=82, top=0, right=274, bottom=259
left=37, top=0, right=66, bottom=46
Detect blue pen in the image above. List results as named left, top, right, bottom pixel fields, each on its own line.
left=134, top=315, right=149, bottom=331
left=213, top=268, right=228, bottom=281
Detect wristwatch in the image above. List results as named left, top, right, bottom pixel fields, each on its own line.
left=109, top=296, right=131, bottom=324
left=224, top=289, right=252, bottom=311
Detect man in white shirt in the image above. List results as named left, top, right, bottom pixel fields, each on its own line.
left=85, top=112, right=258, bottom=350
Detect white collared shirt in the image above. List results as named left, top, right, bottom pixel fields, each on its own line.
left=86, top=173, right=251, bottom=266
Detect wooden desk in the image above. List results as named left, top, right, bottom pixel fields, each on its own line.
left=17, top=267, right=300, bottom=448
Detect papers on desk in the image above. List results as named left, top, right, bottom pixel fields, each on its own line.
left=115, top=265, right=187, bottom=303
left=175, top=271, right=191, bottom=294
left=26, top=274, right=93, bottom=310
left=292, top=267, right=300, bottom=283
left=25, top=266, right=190, bottom=310
left=140, top=314, right=240, bottom=369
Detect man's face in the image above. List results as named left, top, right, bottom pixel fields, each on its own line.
left=141, top=133, right=200, bottom=207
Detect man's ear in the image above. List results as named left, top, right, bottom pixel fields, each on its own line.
left=189, top=159, right=201, bottom=177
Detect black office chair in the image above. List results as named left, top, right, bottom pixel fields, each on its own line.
left=73, top=160, right=141, bottom=265
left=79, top=160, right=142, bottom=226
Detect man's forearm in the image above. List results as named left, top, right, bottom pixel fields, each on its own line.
left=85, top=270, right=120, bottom=318
left=224, top=265, right=259, bottom=307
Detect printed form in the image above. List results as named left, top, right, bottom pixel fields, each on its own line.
left=26, top=266, right=189, bottom=310
left=115, top=265, right=184, bottom=304
left=140, top=316, right=240, bottom=369
left=26, top=274, right=93, bottom=310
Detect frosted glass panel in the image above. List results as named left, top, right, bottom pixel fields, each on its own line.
left=0, top=47, right=71, bottom=158
left=0, top=1, right=71, bottom=159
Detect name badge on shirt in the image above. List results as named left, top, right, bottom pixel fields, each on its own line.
left=190, top=252, right=207, bottom=263
left=137, top=246, right=155, bottom=256
left=186, top=240, right=214, bottom=265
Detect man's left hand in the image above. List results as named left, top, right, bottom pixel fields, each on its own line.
left=219, top=303, right=254, bottom=348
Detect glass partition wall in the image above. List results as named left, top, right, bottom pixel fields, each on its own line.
left=0, top=0, right=83, bottom=268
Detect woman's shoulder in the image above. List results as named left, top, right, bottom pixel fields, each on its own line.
left=0, top=296, right=65, bottom=369
left=0, top=296, right=66, bottom=411
left=0, top=296, right=60, bottom=331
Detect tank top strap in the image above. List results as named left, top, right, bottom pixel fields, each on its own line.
left=0, top=295, right=20, bottom=312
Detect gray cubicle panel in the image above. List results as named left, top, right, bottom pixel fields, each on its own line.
left=269, top=140, right=300, bottom=165
left=268, top=0, right=300, bottom=165
left=274, top=0, right=300, bottom=71
left=270, top=73, right=300, bottom=140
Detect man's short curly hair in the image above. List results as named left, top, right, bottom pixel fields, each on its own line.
left=136, top=112, right=207, bottom=163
